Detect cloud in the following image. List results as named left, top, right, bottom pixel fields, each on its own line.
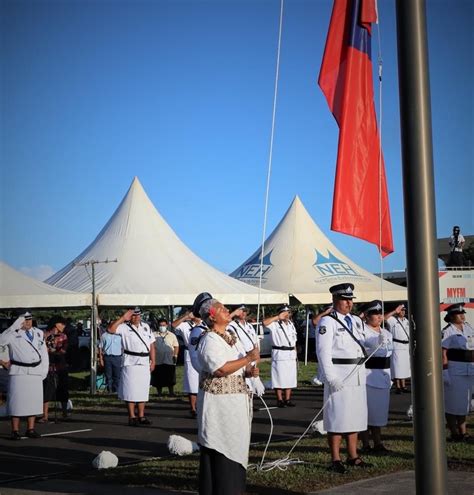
left=20, top=265, right=56, bottom=281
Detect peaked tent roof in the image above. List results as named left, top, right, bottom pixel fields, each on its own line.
left=230, top=196, right=407, bottom=304
left=0, top=261, right=91, bottom=309
left=46, top=178, right=287, bottom=306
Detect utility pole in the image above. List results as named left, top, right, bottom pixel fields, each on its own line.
left=395, top=1, right=447, bottom=493
left=75, top=258, right=117, bottom=395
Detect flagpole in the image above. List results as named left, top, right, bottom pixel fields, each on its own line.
left=395, top=1, right=447, bottom=494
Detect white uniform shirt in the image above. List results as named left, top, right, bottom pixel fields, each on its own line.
left=267, top=320, right=297, bottom=361
left=386, top=316, right=410, bottom=350
left=316, top=311, right=366, bottom=386
left=363, top=325, right=393, bottom=389
left=115, top=322, right=155, bottom=367
left=227, top=320, right=258, bottom=353
left=0, top=327, right=49, bottom=378
left=442, top=322, right=474, bottom=376
left=175, top=321, right=195, bottom=363
left=449, top=233, right=465, bottom=252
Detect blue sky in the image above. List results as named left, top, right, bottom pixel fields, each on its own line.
left=1, top=0, right=472, bottom=281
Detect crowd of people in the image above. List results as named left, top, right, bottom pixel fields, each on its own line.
left=0, top=283, right=472, bottom=494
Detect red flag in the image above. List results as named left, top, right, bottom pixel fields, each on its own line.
left=319, top=0, right=394, bottom=257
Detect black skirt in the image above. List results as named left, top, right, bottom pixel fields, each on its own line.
left=151, top=364, right=176, bottom=388
left=199, top=446, right=246, bottom=495
left=43, top=370, right=69, bottom=403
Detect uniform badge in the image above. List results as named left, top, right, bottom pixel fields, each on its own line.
left=319, top=326, right=326, bottom=335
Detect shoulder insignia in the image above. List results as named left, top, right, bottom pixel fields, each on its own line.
left=319, top=326, right=326, bottom=335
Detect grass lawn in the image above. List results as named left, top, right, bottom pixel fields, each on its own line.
left=68, top=359, right=315, bottom=409
left=73, top=361, right=474, bottom=494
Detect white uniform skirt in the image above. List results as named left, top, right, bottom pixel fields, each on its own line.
left=119, top=365, right=150, bottom=402
left=8, top=374, right=43, bottom=417
left=271, top=359, right=297, bottom=389
left=367, top=385, right=390, bottom=426
left=183, top=359, right=199, bottom=394
left=391, top=348, right=411, bottom=379
left=444, top=374, right=474, bottom=415
left=323, top=384, right=367, bottom=433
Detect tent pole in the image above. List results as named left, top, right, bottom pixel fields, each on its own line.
left=90, top=262, right=97, bottom=395
left=304, top=307, right=309, bottom=366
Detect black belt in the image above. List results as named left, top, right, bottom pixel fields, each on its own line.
left=272, top=346, right=295, bottom=351
left=365, top=356, right=391, bottom=369
left=105, top=354, right=122, bottom=357
left=332, top=358, right=365, bottom=365
left=124, top=350, right=150, bottom=357
left=10, top=359, right=41, bottom=368
left=393, top=338, right=409, bottom=344
left=447, top=349, right=474, bottom=363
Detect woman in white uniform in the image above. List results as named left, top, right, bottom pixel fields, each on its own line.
left=196, top=296, right=260, bottom=495
left=385, top=304, right=411, bottom=393
left=0, top=313, right=48, bottom=440
left=359, top=301, right=393, bottom=453
left=109, top=307, right=156, bottom=426
left=173, top=310, right=201, bottom=418
left=263, top=305, right=297, bottom=407
left=442, top=303, right=474, bottom=441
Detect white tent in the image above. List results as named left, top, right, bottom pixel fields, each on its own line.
left=46, top=178, right=288, bottom=306
left=0, top=261, right=91, bottom=309
left=230, top=196, right=407, bottom=304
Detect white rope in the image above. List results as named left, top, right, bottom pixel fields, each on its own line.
left=256, top=0, right=284, bottom=329
left=252, top=342, right=385, bottom=472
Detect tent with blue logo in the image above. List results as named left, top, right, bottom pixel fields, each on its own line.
left=46, top=177, right=288, bottom=306
left=230, top=196, right=406, bottom=304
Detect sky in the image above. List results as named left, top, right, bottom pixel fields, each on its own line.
left=1, top=0, right=473, bottom=282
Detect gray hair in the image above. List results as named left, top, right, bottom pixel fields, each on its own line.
left=199, top=298, right=219, bottom=327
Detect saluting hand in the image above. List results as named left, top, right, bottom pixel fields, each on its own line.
left=123, top=309, right=134, bottom=322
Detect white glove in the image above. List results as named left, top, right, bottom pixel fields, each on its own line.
left=5, top=316, right=25, bottom=333
left=328, top=377, right=344, bottom=392
left=250, top=376, right=265, bottom=397
left=442, top=369, right=451, bottom=386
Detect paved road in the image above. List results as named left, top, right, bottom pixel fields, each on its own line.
left=0, top=384, right=414, bottom=486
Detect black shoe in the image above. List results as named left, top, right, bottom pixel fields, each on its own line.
left=328, top=460, right=347, bottom=474
left=277, top=400, right=286, bottom=408
left=128, top=417, right=139, bottom=426
left=395, top=388, right=402, bottom=395
left=372, top=444, right=391, bottom=454
left=450, top=433, right=470, bottom=442
left=285, top=400, right=296, bottom=407
left=402, top=387, right=410, bottom=394
left=11, top=431, right=21, bottom=441
left=190, top=410, right=197, bottom=418
left=25, top=429, right=41, bottom=439
left=138, top=417, right=152, bottom=425
left=347, top=457, right=373, bottom=468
